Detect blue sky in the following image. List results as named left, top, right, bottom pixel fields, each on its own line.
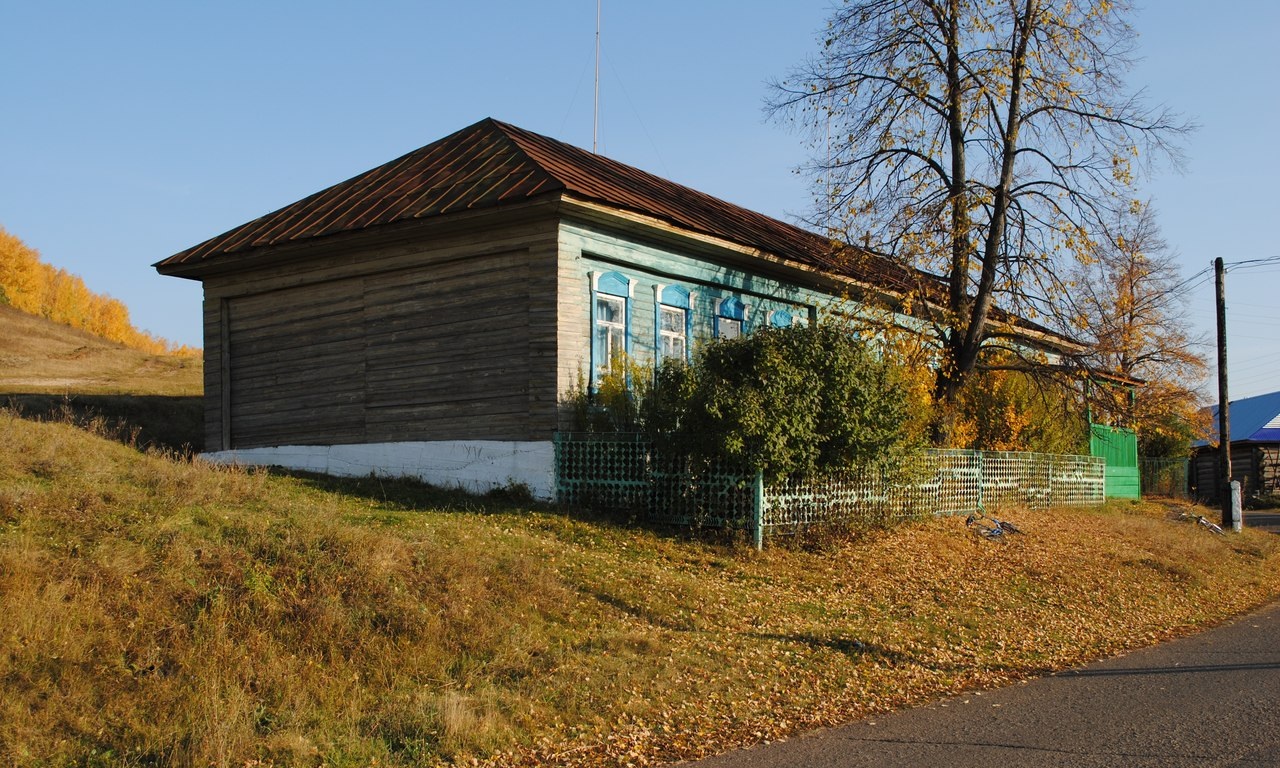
left=1, top=1, right=1276, bottom=401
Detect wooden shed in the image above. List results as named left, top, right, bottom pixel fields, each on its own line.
left=1191, top=390, right=1280, bottom=504
left=155, top=118, right=1079, bottom=498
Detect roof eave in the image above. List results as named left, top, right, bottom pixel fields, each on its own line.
left=557, top=195, right=905, bottom=303
left=154, top=195, right=565, bottom=280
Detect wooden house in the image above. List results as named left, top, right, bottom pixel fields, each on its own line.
left=155, top=118, right=1078, bottom=498
left=1191, top=390, right=1280, bottom=504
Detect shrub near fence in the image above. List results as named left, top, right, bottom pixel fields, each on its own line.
left=554, top=434, right=1106, bottom=546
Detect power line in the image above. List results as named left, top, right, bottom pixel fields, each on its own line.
left=1230, top=371, right=1280, bottom=392
left=1229, top=332, right=1280, bottom=341
left=1170, top=265, right=1213, bottom=296
left=1223, top=351, right=1280, bottom=374
left=1175, top=255, right=1280, bottom=298
left=1223, top=254, right=1280, bottom=270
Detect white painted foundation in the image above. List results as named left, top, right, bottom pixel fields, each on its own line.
left=201, top=440, right=556, bottom=500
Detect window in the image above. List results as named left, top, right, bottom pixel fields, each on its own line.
left=592, top=271, right=631, bottom=383
left=656, top=284, right=692, bottom=362
left=715, top=296, right=746, bottom=340
left=660, top=306, right=687, bottom=360
left=596, top=294, right=626, bottom=366
left=769, top=309, right=793, bottom=329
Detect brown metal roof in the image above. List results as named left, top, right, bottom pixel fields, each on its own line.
left=154, top=118, right=920, bottom=292
left=153, top=117, right=1075, bottom=348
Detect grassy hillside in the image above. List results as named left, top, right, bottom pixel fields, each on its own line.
left=2, top=411, right=1279, bottom=767
left=0, top=226, right=195, bottom=356
left=0, top=304, right=202, bottom=450
left=0, top=304, right=201, bottom=395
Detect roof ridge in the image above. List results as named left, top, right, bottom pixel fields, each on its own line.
left=488, top=118, right=830, bottom=245
left=156, top=118, right=565, bottom=266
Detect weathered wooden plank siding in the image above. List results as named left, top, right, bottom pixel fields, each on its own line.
left=525, top=236, right=561, bottom=439
left=1191, top=444, right=1280, bottom=502
left=555, top=228, right=593, bottom=404
left=362, top=251, right=532, bottom=442
left=201, top=215, right=559, bottom=451
left=1260, top=447, right=1280, bottom=496
left=226, top=277, right=367, bottom=447
left=201, top=296, right=224, bottom=450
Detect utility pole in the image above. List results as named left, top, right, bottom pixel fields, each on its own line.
left=1214, top=257, right=1232, bottom=528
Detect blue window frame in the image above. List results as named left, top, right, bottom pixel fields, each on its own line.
left=591, top=271, right=631, bottom=384
left=656, top=284, right=692, bottom=362
left=715, top=296, right=746, bottom=339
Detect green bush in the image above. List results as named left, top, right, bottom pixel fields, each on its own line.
left=644, top=323, right=921, bottom=480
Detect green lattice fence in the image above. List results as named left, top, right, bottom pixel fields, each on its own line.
left=762, top=450, right=1106, bottom=532
left=554, top=434, right=1106, bottom=545
left=555, top=433, right=756, bottom=527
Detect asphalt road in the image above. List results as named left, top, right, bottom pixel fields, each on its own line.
left=1245, top=510, right=1280, bottom=535
left=688, top=601, right=1280, bottom=767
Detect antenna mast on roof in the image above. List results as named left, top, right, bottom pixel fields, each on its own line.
left=593, top=0, right=601, bottom=153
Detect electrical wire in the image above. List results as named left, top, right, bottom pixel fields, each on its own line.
left=1223, top=254, right=1280, bottom=270
left=1177, top=255, right=1280, bottom=297
left=1169, top=264, right=1213, bottom=296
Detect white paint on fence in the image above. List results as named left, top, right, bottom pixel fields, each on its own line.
left=201, top=440, right=557, bottom=500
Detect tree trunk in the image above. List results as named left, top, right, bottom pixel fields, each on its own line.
left=929, top=333, right=967, bottom=445
left=929, top=0, right=1037, bottom=448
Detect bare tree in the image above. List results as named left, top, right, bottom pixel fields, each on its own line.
left=768, top=0, right=1189, bottom=443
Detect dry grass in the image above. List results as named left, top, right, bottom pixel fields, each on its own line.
left=0, top=393, right=203, bottom=454
left=0, top=304, right=201, bottom=396
left=0, top=304, right=203, bottom=453
left=2, top=411, right=1278, bottom=767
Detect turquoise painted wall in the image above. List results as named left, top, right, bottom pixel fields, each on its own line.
left=559, top=221, right=853, bottom=387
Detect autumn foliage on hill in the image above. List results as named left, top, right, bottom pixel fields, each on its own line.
left=0, top=226, right=195, bottom=356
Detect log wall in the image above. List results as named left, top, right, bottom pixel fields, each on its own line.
left=200, top=211, right=559, bottom=451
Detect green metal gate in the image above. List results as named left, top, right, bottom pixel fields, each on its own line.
left=1090, top=423, right=1141, bottom=499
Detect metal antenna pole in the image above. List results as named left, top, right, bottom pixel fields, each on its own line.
left=593, top=0, right=601, bottom=154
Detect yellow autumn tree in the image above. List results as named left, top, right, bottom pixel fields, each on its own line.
left=0, top=225, right=196, bottom=356
left=0, top=226, right=44, bottom=314
left=951, top=364, right=1088, bottom=454
left=1070, top=202, right=1209, bottom=456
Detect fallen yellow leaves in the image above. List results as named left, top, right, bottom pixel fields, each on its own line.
left=3, top=414, right=1276, bottom=768
left=464, top=501, right=1280, bottom=768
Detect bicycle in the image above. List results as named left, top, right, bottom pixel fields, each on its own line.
left=965, top=509, right=1023, bottom=540
left=1177, top=510, right=1226, bottom=536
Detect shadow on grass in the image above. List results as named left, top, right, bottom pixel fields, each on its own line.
left=272, top=469, right=557, bottom=517
left=589, top=589, right=702, bottom=632
left=272, top=468, right=753, bottom=549
left=747, top=632, right=1049, bottom=677
left=748, top=632, right=911, bottom=664
left=3, top=393, right=203, bottom=454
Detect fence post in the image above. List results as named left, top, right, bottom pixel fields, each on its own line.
left=976, top=450, right=985, bottom=513
left=753, top=470, right=765, bottom=551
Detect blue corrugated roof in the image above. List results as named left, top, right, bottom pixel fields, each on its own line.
left=1195, top=390, right=1280, bottom=446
